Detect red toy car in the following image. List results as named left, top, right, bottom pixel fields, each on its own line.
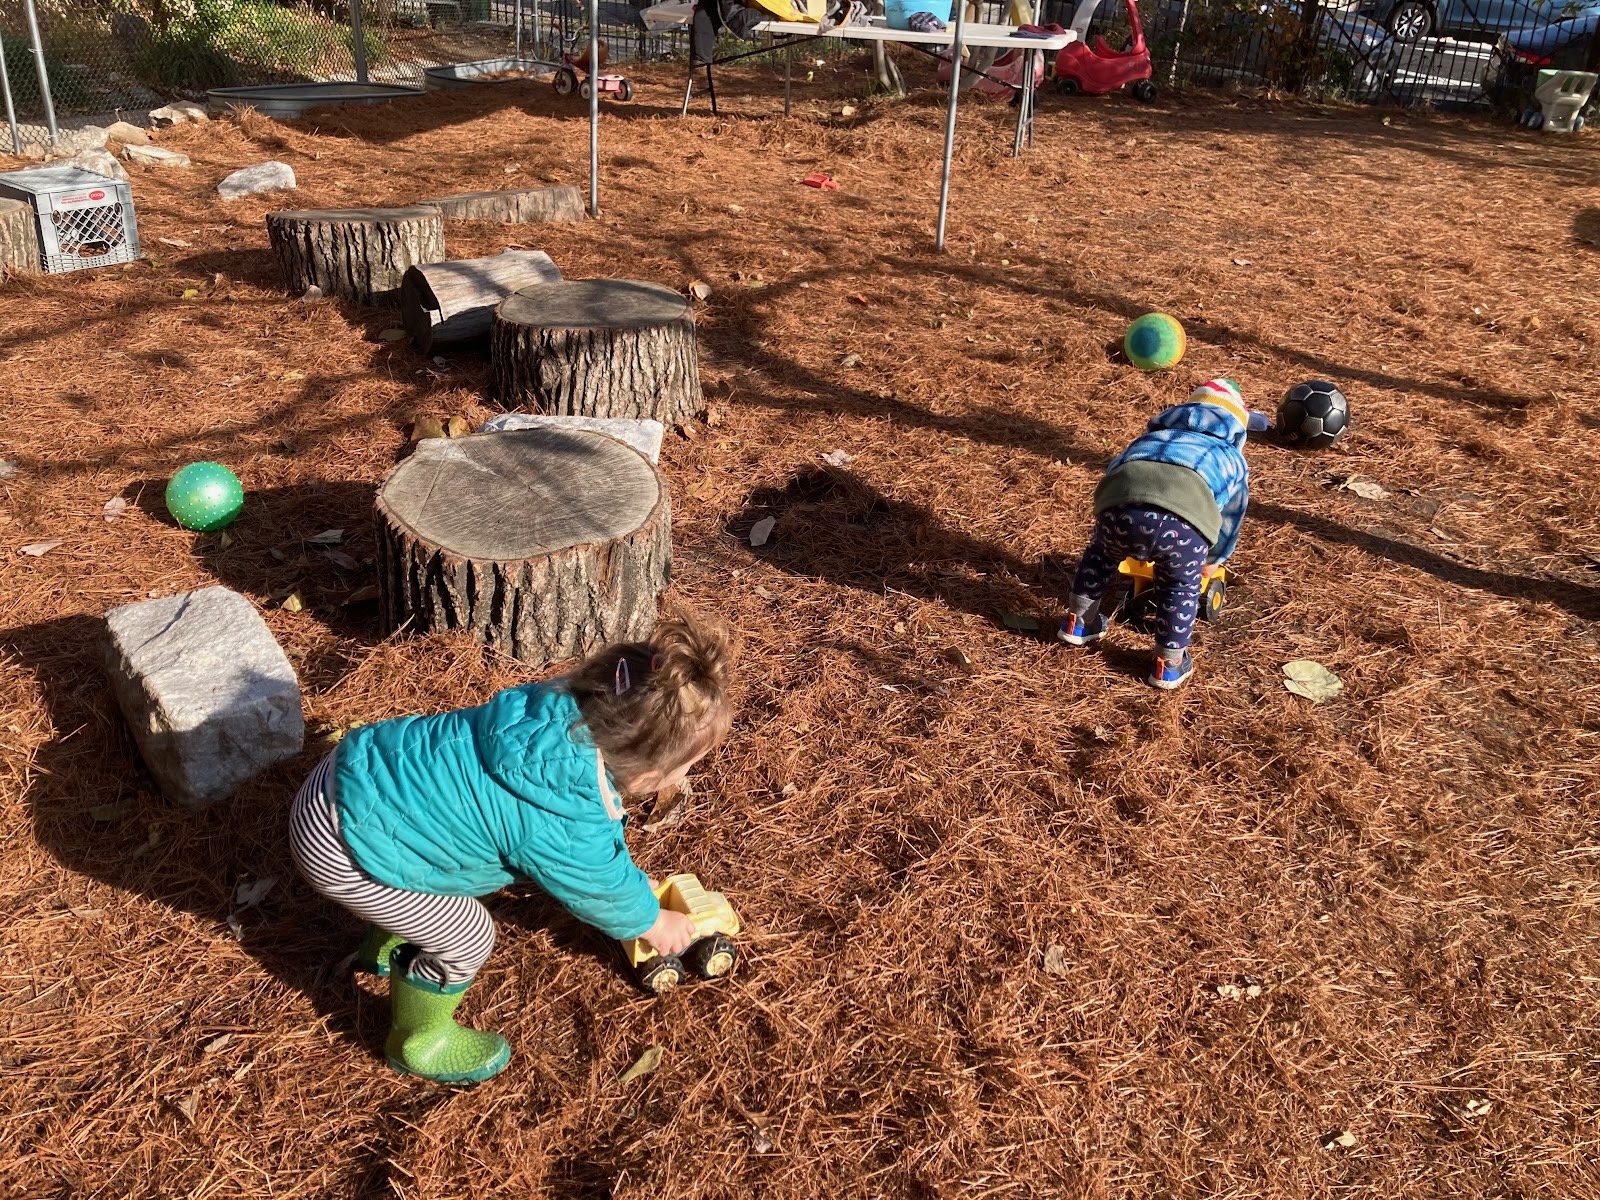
left=1053, top=0, right=1156, bottom=102
left=553, top=35, right=634, bottom=101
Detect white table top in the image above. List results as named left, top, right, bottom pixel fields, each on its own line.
left=753, top=15, right=1074, bottom=49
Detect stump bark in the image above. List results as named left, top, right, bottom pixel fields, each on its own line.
left=425, top=186, right=585, bottom=223
left=266, top=206, right=445, bottom=305
left=491, top=279, right=702, bottom=424
left=0, top=199, right=40, bottom=280
left=399, top=249, right=562, bottom=355
left=375, top=427, right=670, bottom=665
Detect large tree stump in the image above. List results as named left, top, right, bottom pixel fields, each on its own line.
left=491, top=279, right=702, bottom=424
left=266, top=206, right=444, bottom=305
left=425, top=186, right=585, bottom=223
left=0, top=199, right=40, bottom=281
left=375, top=427, right=670, bottom=665
left=399, top=249, right=562, bottom=355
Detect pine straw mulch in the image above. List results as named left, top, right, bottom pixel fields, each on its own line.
left=3, top=53, right=1600, bottom=1200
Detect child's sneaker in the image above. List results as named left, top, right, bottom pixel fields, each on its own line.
left=1057, top=612, right=1108, bottom=646
left=1148, top=652, right=1194, bottom=690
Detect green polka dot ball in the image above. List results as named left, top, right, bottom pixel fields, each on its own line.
left=165, top=462, right=244, bottom=532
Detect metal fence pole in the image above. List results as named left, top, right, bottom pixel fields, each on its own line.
left=0, top=29, right=20, bottom=156
left=22, top=0, right=58, bottom=147
left=588, top=0, right=599, bottom=216
left=351, top=0, right=370, bottom=83
left=515, top=0, right=523, bottom=59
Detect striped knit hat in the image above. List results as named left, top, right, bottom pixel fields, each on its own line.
left=1189, top=378, right=1249, bottom=429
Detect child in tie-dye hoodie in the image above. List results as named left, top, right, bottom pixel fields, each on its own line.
left=1057, top=379, right=1267, bottom=690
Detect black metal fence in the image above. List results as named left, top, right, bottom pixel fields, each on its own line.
left=1, top=0, right=1595, bottom=149
left=1046, top=0, right=1599, bottom=110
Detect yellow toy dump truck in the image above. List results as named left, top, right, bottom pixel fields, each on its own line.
left=1119, top=558, right=1228, bottom=626
left=621, top=874, right=742, bottom=995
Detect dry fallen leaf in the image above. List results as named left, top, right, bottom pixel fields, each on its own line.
left=89, top=799, right=134, bottom=821
left=174, top=1093, right=198, bottom=1125
left=280, top=592, right=305, bottom=614
left=840, top=353, right=862, bottom=368
left=943, top=646, right=973, bottom=670
left=689, top=280, right=712, bottom=301
left=1232, top=257, right=1251, bottom=266
left=749, top=516, right=776, bottom=548
left=1321, top=1130, right=1357, bottom=1150
left=1283, top=660, right=1343, bottom=704
left=379, top=328, right=407, bottom=342
left=342, top=585, right=381, bottom=606
left=323, top=549, right=359, bottom=571
left=157, top=236, right=191, bottom=248
left=642, top=780, right=691, bottom=834
left=180, top=288, right=200, bottom=300
left=620, top=1046, right=664, bottom=1085
left=103, top=497, right=127, bottom=522
left=445, top=415, right=472, bottom=438
left=233, top=877, right=277, bottom=909
left=306, top=529, right=344, bottom=545
left=19, top=540, right=62, bottom=557
left=411, top=417, right=447, bottom=441
left=202, top=1033, right=234, bottom=1056
left=1001, top=611, right=1040, bottom=632
left=1342, top=476, right=1391, bottom=501
left=1043, top=945, right=1069, bottom=977
left=821, top=449, right=853, bottom=467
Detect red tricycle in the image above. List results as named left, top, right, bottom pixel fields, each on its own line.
left=1052, top=0, right=1156, bottom=102
left=553, top=35, right=634, bottom=101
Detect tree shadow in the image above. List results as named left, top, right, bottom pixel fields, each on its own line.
left=1575, top=207, right=1600, bottom=250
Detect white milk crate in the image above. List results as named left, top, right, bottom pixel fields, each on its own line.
left=0, top=165, right=140, bottom=274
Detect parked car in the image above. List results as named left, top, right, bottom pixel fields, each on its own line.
left=1362, top=0, right=1600, bottom=43
left=1504, top=10, right=1598, bottom=60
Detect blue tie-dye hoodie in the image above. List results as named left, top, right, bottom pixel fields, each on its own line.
left=1096, top=384, right=1256, bottom=562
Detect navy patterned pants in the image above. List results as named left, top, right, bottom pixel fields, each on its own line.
left=1070, top=505, right=1210, bottom=653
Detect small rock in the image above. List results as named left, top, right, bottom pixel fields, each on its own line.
left=217, top=161, right=296, bottom=201
left=105, top=120, right=151, bottom=146
left=60, top=148, right=128, bottom=180
left=54, top=125, right=108, bottom=154
left=123, top=144, right=190, bottom=168
left=149, top=100, right=208, bottom=126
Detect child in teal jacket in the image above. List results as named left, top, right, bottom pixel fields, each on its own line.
left=289, top=613, right=734, bottom=1084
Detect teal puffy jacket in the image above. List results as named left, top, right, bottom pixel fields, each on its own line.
left=330, top=683, right=660, bottom=941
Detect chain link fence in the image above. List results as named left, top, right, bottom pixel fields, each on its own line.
left=1, top=0, right=1595, bottom=150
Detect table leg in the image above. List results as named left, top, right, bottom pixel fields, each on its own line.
left=682, top=63, right=696, bottom=115
left=1027, top=48, right=1037, bottom=149
left=936, top=6, right=968, bottom=252
left=1012, top=53, right=1027, bottom=158
left=784, top=42, right=792, bottom=117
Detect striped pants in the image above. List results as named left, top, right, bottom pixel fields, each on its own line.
left=289, top=754, right=496, bottom=987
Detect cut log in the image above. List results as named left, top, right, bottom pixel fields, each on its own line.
left=425, top=186, right=585, bottom=223
left=0, top=198, right=40, bottom=280
left=266, top=206, right=445, bottom=305
left=375, top=427, right=670, bottom=666
left=491, top=279, right=702, bottom=424
left=399, top=249, right=562, bottom=355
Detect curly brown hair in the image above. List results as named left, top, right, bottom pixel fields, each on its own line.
left=566, top=608, right=736, bottom=790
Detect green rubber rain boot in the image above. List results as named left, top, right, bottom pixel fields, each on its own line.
left=385, top=950, right=511, bottom=1085
left=353, top=925, right=406, bottom=977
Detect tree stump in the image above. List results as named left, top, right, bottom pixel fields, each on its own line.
left=399, top=249, right=562, bottom=355
left=266, top=206, right=444, bottom=305
left=0, top=199, right=40, bottom=281
left=375, top=427, right=670, bottom=665
left=491, top=279, right=702, bottom=424
left=425, top=186, right=585, bottom=223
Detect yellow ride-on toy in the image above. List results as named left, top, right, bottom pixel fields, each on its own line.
left=622, top=874, right=742, bottom=995
left=1117, top=558, right=1227, bottom=629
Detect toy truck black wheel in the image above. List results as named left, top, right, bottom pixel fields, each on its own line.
left=1118, top=585, right=1157, bottom=634
left=636, top=954, right=686, bottom=995
left=684, top=934, right=738, bottom=980
left=554, top=68, right=578, bottom=95
left=1198, top=577, right=1226, bottom=622
left=1132, top=79, right=1157, bottom=103
left=1056, top=76, right=1081, bottom=95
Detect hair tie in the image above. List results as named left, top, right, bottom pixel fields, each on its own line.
left=614, top=658, right=631, bottom=695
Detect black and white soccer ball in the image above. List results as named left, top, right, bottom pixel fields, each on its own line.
left=1277, top=380, right=1349, bottom=449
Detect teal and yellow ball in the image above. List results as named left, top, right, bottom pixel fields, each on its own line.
left=165, top=462, right=244, bottom=532
left=1124, top=312, right=1186, bottom=371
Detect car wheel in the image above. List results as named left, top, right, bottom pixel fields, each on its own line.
left=636, top=954, right=685, bottom=995
left=1132, top=79, right=1157, bottom=103
left=1056, top=75, right=1081, bottom=95
left=1386, top=0, right=1432, bottom=42
left=685, top=934, right=738, bottom=980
